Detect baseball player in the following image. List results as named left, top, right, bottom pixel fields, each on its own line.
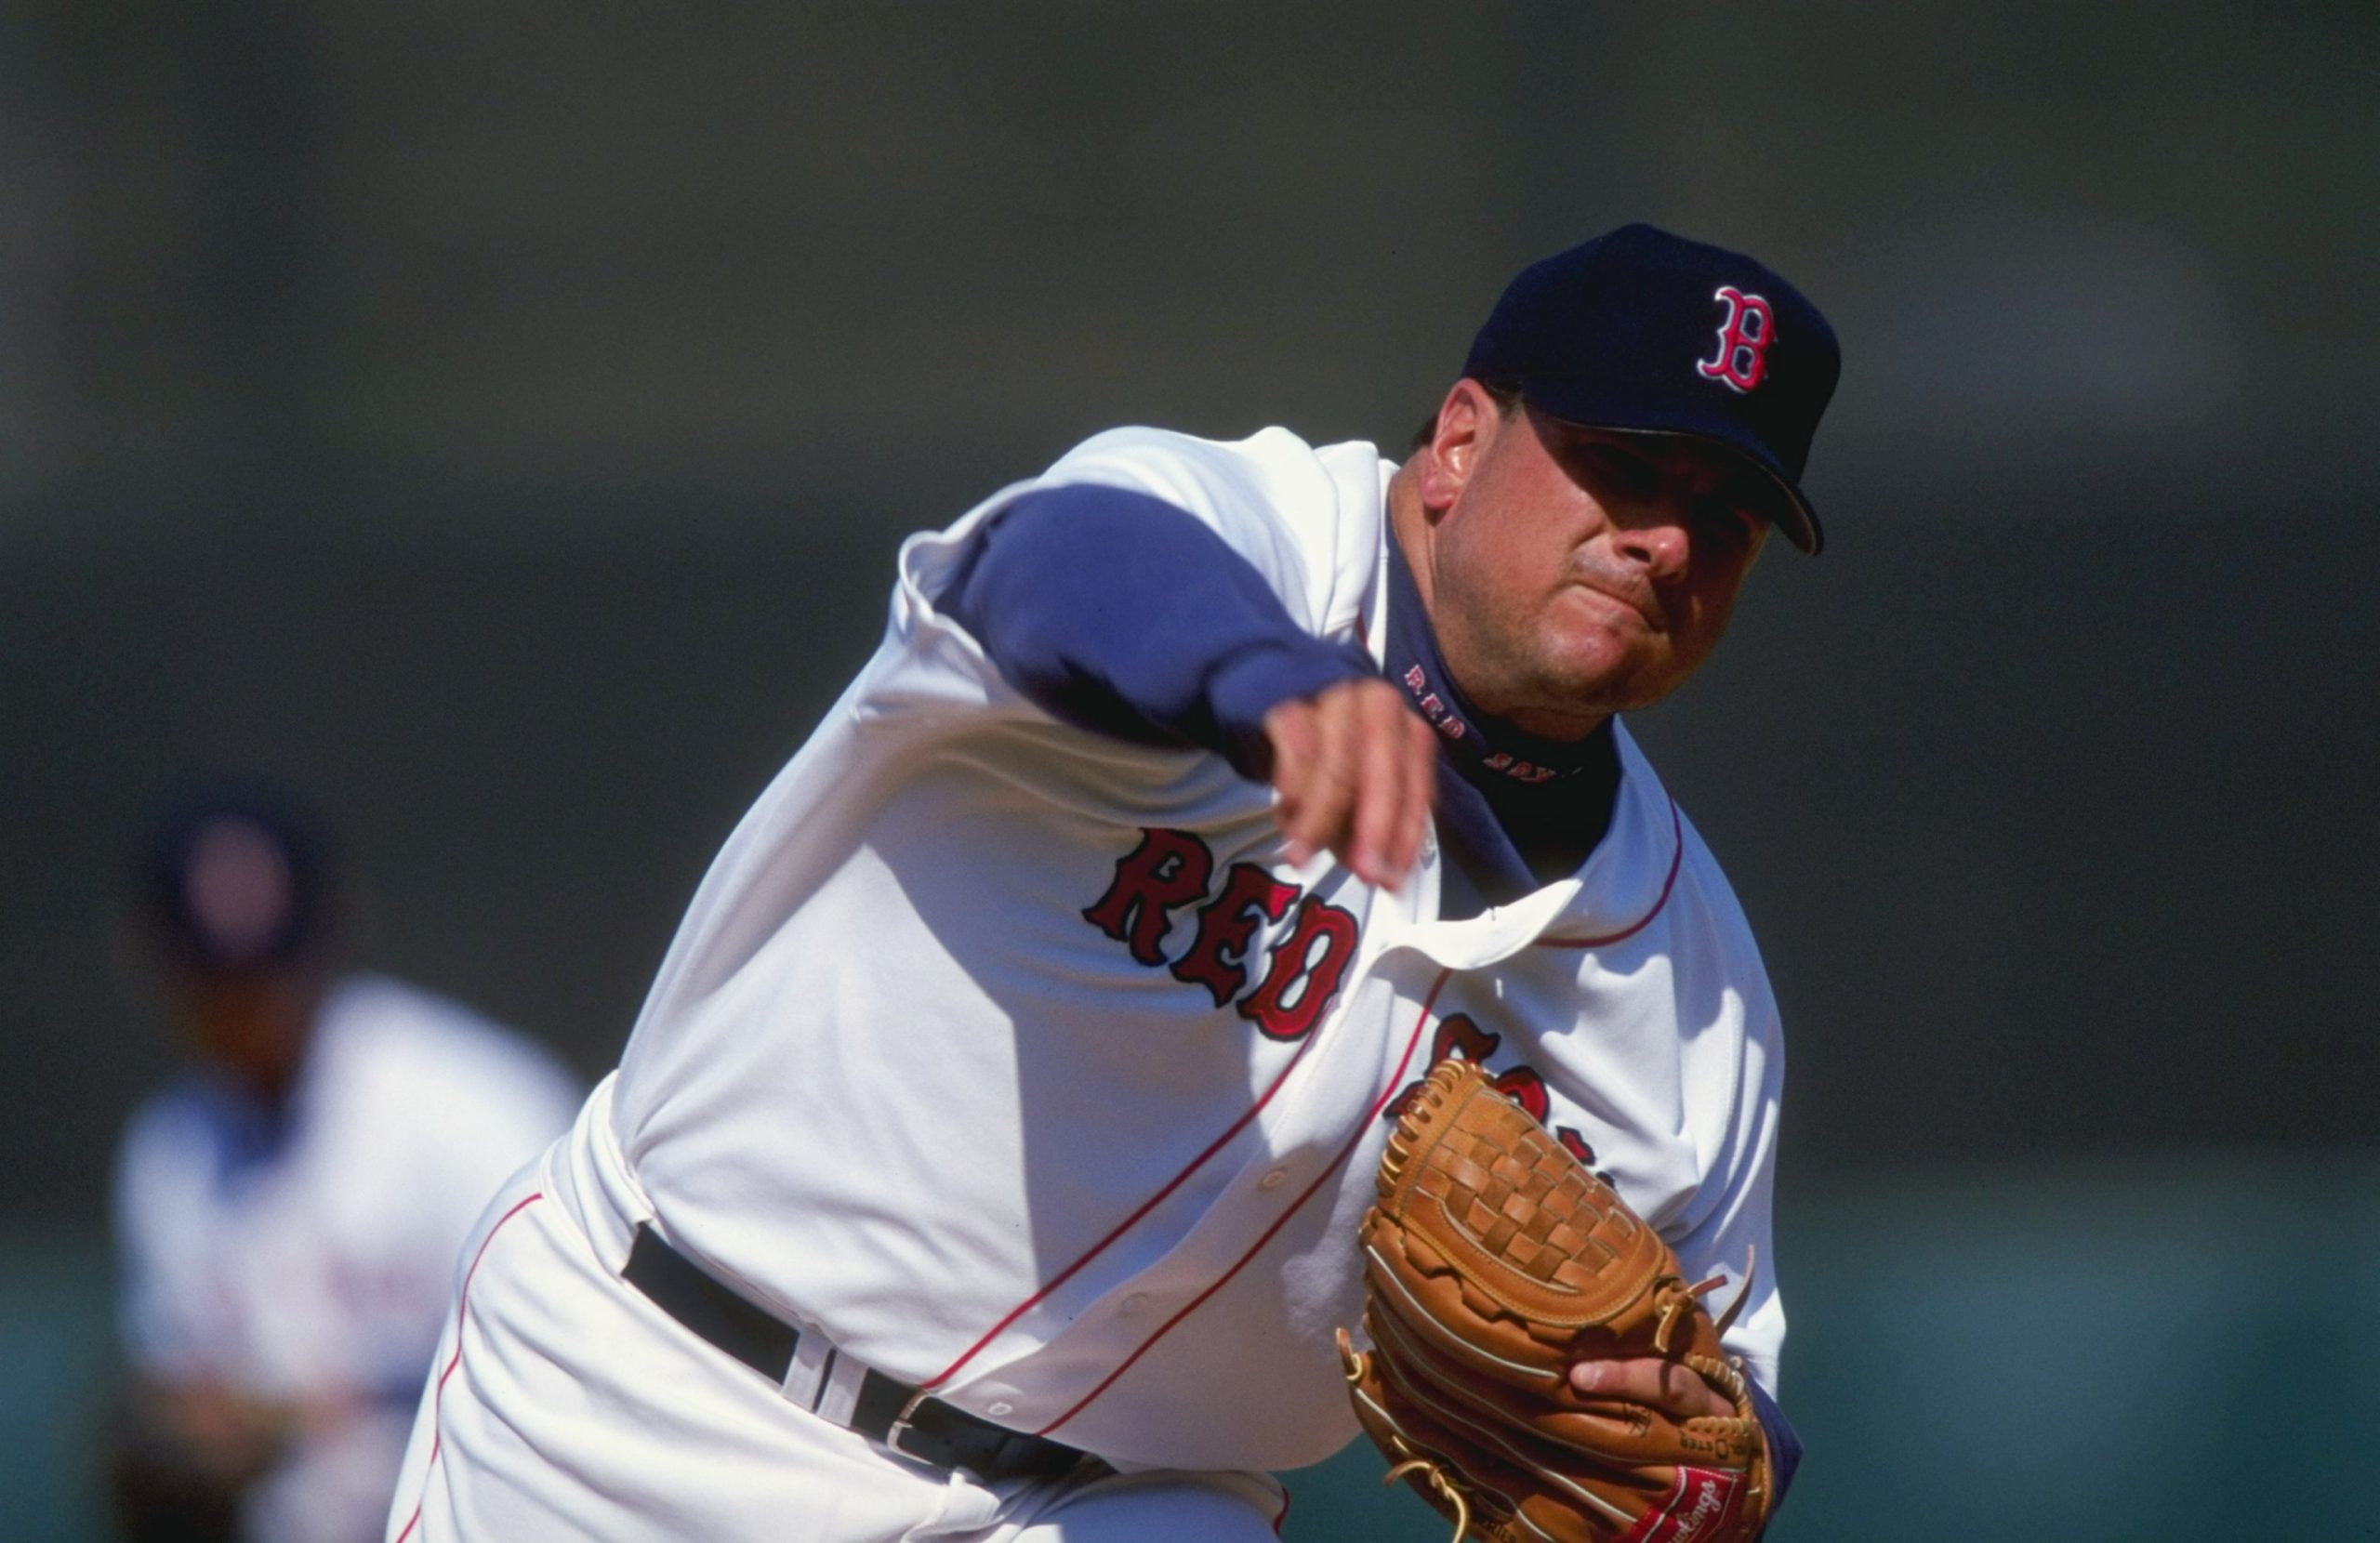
left=388, top=222, right=1839, bottom=1542
left=109, top=789, right=581, bottom=1543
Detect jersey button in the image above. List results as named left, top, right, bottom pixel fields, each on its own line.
left=1119, top=1293, right=1149, bottom=1315
left=1259, top=1167, right=1289, bottom=1190
left=986, top=1401, right=1015, bottom=1418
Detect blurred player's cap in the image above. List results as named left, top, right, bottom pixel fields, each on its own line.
left=138, top=786, right=333, bottom=973
left=1463, top=223, right=1842, bottom=554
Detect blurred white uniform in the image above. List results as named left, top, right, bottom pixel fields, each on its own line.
left=115, top=973, right=579, bottom=1543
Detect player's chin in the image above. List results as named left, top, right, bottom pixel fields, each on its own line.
left=1545, top=632, right=1675, bottom=713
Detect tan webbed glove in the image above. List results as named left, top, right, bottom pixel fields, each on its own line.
left=1338, top=1059, right=1771, bottom=1543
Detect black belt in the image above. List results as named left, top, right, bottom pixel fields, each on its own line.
left=622, top=1223, right=1088, bottom=1484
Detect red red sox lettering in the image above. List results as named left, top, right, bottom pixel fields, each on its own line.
left=1082, top=828, right=1359, bottom=1041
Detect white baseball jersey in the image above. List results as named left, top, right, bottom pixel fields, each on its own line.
left=116, top=973, right=581, bottom=1543
left=596, top=425, right=1788, bottom=1476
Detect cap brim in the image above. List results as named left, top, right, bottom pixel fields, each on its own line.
left=1606, top=427, right=1824, bottom=556
left=1514, top=386, right=1824, bottom=555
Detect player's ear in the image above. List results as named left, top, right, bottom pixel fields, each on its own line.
left=1419, top=381, right=1494, bottom=516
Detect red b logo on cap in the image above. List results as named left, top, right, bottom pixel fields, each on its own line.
left=1696, top=285, right=1774, bottom=393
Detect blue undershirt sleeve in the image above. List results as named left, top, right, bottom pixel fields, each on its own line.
left=941, top=483, right=1374, bottom=777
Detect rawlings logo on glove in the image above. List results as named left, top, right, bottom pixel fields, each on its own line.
left=1337, top=1059, right=1770, bottom=1543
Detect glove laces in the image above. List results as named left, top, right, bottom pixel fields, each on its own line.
left=1382, top=1455, right=1473, bottom=1543
left=1342, top=1328, right=1476, bottom=1543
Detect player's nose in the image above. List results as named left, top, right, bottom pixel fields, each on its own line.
left=1611, top=508, right=1691, bottom=583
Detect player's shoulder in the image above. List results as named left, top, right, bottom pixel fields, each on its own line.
left=116, top=1078, right=221, bottom=1175
left=1047, top=425, right=1383, bottom=524
left=112, top=1077, right=270, bottom=1228
left=1044, top=424, right=1393, bottom=626
left=1052, top=422, right=1374, bottom=480
left=311, top=973, right=578, bottom=1112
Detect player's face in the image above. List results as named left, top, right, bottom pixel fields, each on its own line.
left=1419, top=388, right=1772, bottom=738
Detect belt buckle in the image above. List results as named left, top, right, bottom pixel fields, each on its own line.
left=884, top=1387, right=936, bottom=1462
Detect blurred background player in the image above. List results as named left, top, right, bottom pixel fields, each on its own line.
left=105, top=788, right=580, bottom=1543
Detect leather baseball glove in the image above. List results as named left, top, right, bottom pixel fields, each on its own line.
left=1338, top=1058, right=1771, bottom=1543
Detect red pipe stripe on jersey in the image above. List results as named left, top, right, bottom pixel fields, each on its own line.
left=1035, top=967, right=1454, bottom=1437
left=919, top=1023, right=1328, bottom=1391
left=1533, top=798, right=1683, bottom=949
left=391, top=1192, right=545, bottom=1543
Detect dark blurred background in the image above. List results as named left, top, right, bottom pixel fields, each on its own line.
left=3, top=3, right=2373, bottom=1539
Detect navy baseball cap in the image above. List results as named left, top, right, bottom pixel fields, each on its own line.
left=1464, top=223, right=1842, bottom=553
left=138, top=787, right=333, bottom=974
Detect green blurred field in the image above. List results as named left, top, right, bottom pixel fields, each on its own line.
left=0, top=1228, right=116, bottom=1543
